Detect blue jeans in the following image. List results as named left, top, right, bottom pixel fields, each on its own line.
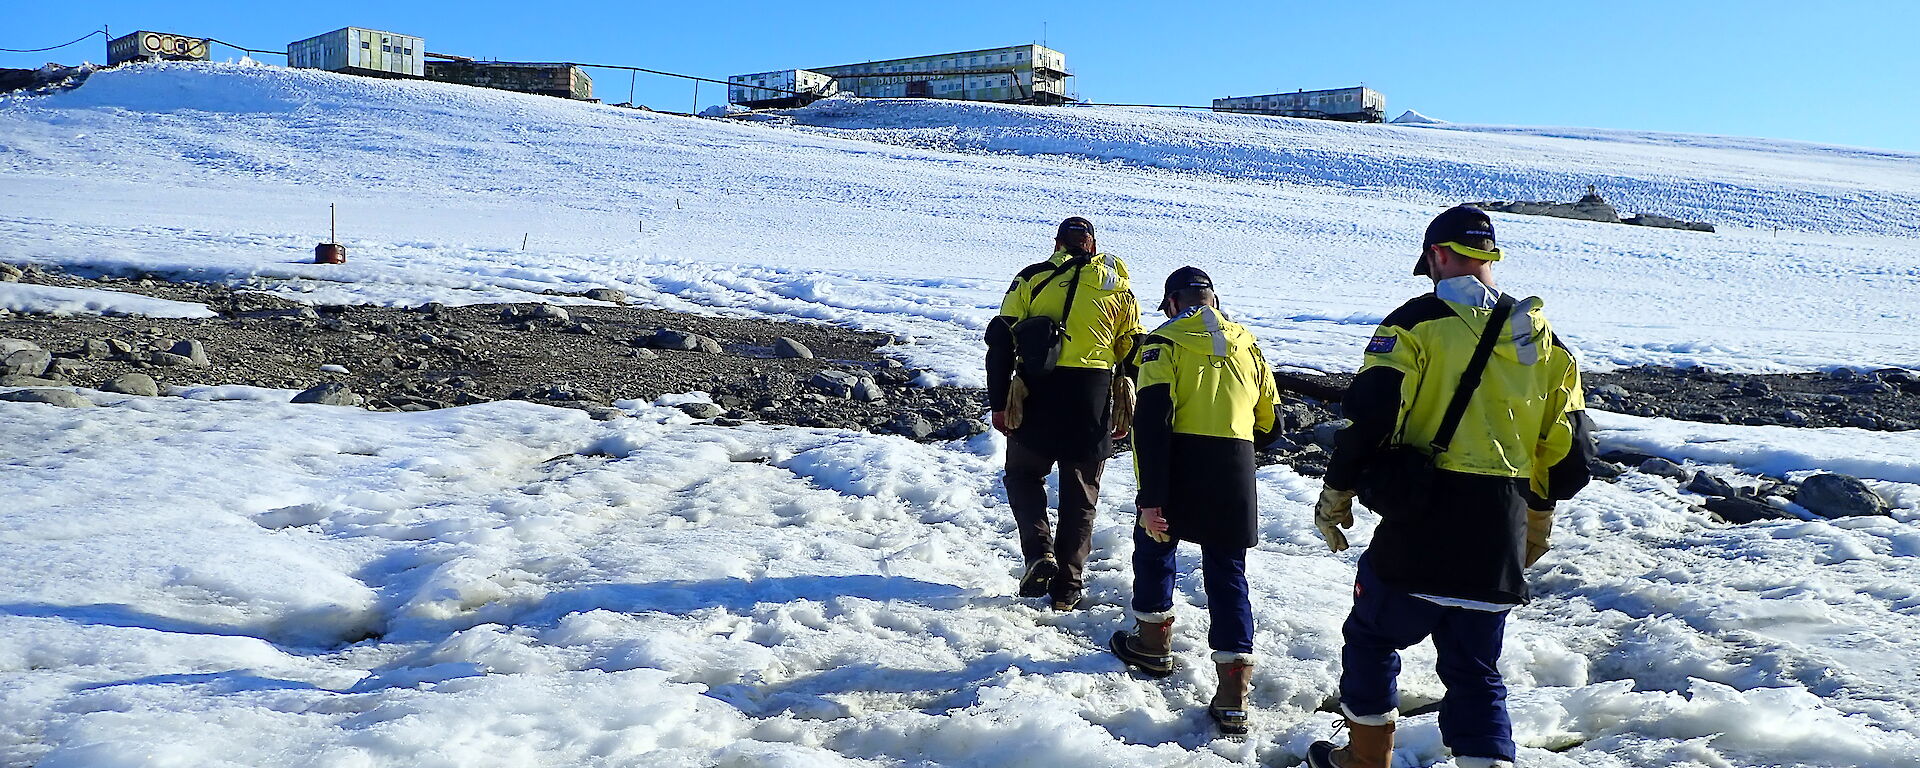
left=1129, top=526, right=1253, bottom=654
left=1340, top=554, right=1515, bottom=761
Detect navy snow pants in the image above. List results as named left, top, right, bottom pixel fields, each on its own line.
left=1339, top=553, right=1515, bottom=762
left=1130, top=526, right=1254, bottom=654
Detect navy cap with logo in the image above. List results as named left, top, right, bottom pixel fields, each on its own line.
left=1057, top=217, right=1095, bottom=239
left=1159, top=265, right=1214, bottom=313
left=1415, top=205, right=1498, bottom=275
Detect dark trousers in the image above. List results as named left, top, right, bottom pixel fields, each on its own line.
left=1340, top=554, right=1515, bottom=761
left=1129, top=526, right=1254, bottom=654
left=1004, top=437, right=1104, bottom=597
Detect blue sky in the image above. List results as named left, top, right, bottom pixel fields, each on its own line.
left=7, top=0, right=1916, bottom=151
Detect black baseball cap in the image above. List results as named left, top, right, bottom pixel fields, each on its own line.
left=1415, top=205, right=1501, bottom=275
left=1057, top=217, right=1094, bottom=239
left=1159, top=265, right=1214, bottom=313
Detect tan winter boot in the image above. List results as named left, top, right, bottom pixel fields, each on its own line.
left=1306, top=715, right=1395, bottom=768
left=1108, top=610, right=1175, bottom=677
left=1208, top=652, right=1255, bottom=735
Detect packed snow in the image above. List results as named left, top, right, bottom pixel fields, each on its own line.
left=3, top=61, right=1920, bottom=767
left=0, top=283, right=216, bottom=318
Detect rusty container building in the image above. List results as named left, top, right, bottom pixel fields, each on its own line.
left=288, top=27, right=424, bottom=78
left=108, top=31, right=211, bottom=66
left=426, top=61, right=593, bottom=100
left=1213, top=86, right=1386, bottom=123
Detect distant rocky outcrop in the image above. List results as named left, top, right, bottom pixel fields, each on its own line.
left=1466, top=186, right=1714, bottom=232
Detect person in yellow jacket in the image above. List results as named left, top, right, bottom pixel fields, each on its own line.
left=984, top=217, right=1143, bottom=611
left=1107, top=266, right=1279, bottom=736
left=1307, top=206, right=1596, bottom=768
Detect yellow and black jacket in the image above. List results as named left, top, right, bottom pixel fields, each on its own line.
left=1133, top=305, right=1280, bottom=548
left=1327, top=276, right=1596, bottom=603
left=984, top=249, right=1142, bottom=460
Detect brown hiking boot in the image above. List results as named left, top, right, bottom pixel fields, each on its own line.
left=1306, top=717, right=1394, bottom=768
left=1208, top=652, right=1255, bottom=735
left=1107, top=611, right=1175, bottom=677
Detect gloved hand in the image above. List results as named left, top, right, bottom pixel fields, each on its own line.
left=1525, top=507, right=1554, bottom=567
left=1137, top=506, right=1171, bottom=544
left=1314, top=487, right=1356, bottom=553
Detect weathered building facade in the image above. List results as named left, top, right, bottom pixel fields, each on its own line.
left=1213, top=86, right=1386, bottom=122
left=729, top=45, right=1070, bottom=108
left=426, top=61, right=593, bottom=100
left=107, top=31, right=211, bottom=66
left=288, top=27, right=425, bottom=78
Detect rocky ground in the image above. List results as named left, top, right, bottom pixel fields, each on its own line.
left=3, top=262, right=1915, bottom=523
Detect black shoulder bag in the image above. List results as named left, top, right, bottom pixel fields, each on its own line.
left=1010, top=256, right=1088, bottom=379
left=1356, top=295, right=1517, bottom=518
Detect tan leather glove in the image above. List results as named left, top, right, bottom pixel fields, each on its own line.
left=1525, top=507, right=1554, bottom=567
left=1138, top=506, right=1171, bottom=544
left=1111, top=376, right=1136, bottom=438
left=1314, top=487, right=1356, bottom=553
left=1005, top=375, right=1028, bottom=430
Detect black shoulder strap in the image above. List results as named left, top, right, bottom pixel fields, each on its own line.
left=1430, top=295, right=1517, bottom=454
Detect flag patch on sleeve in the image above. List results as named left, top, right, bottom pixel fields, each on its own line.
left=1140, top=348, right=1161, bottom=363
left=1006, top=279, right=1021, bottom=293
left=1366, top=335, right=1397, bottom=354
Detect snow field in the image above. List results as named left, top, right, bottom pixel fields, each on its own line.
left=4, top=390, right=1919, bottom=766
left=3, top=63, right=1919, bottom=383
left=0, top=282, right=216, bottom=318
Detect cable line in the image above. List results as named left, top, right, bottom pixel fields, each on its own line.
left=0, top=29, right=105, bottom=53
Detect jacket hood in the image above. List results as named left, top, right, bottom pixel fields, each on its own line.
left=1434, top=275, right=1550, bottom=365
left=1049, top=249, right=1130, bottom=291
left=1152, top=305, right=1255, bottom=357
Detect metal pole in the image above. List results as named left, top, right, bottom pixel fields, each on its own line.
left=628, top=70, right=635, bottom=106
left=330, top=203, right=336, bottom=243
left=692, top=81, right=699, bottom=115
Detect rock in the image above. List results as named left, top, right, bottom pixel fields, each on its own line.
left=146, top=351, right=197, bottom=367
left=106, top=339, right=138, bottom=358
left=0, top=388, right=92, bottom=408
left=1845, top=415, right=1882, bottom=430
left=3, top=349, right=52, bottom=376
left=773, top=337, right=814, bottom=359
left=1313, top=419, right=1351, bottom=451
left=169, top=339, right=209, bottom=367
left=884, top=411, right=934, bottom=439
left=0, top=338, right=40, bottom=357
left=1739, top=380, right=1773, bottom=397
left=563, top=322, right=595, bottom=335
left=1638, top=457, right=1689, bottom=481
left=1704, top=496, right=1786, bottom=524
left=586, top=406, right=624, bottom=421
left=808, top=370, right=857, bottom=398
left=851, top=376, right=886, bottom=403
left=677, top=402, right=724, bottom=419
left=291, top=383, right=365, bottom=407
left=1828, top=367, right=1857, bottom=381
left=47, top=358, right=82, bottom=377
left=102, top=373, right=161, bottom=397
left=584, top=287, right=625, bottom=303
left=78, top=338, right=112, bottom=359
left=1599, top=450, right=1659, bottom=467
left=1780, top=409, right=1809, bottom=427
left=0, top=374, right=65, bottom=387
left=649, top=329, right=724, bottom=354
left=1686, top=471, right=1738, bottom=498
left=633, top=347, right=658, bottom=360
left=1589, top=383, right=1631, bottom=401
left=1587, top=459, right=1624, bottom=480
left=1796, top=473, right=1888, bottom=518
left=532, top=304, right=571, bottom=323
left=933, top=418, right=989, bottom=440
left=0, top=263, right=21, bottom=282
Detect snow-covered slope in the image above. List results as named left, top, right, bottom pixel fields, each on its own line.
left=3, top=63, right=1917, bottom=382
left=4, top=62, right=1920, bottom=767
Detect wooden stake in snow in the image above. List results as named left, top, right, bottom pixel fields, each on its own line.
left=522, top=233, right=529, bottom=251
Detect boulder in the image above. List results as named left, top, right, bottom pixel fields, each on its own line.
left=291, top=383, right=365, bottom=407
left=851, top=376, right=886, bottom=403
left=884, top=412, right=934, bottom=439
left=169, top=339, right=210, bottom=367
left=1686, top=471, right=1738, bottom=498
left=0, top=263, right=21, bottom=282
left=933, top=418, right=989, bottom=440
left=1797, top=473, right=1888, bottom=518
left=584, top=287, right=625, bottom=303
left=1705, top=496, right=1786, bottom=524
left=77, top=338, right=112, bottom=359
left=808, top=370, right=857, bottom=398
left=773, top=337, right=815, bottom=359
left=0, top=338, right=39, bottom=357
left=649, top=329, right=724, bottom=354
left=1312, top=419, right=1351, bottom=451
left=146, top=351, right=198, bottom=367
left=531, top=304, right=571, bottom=323
left=1638, top=457, right=1690, bottom=481
left=677, top=402, right=724, bottom=419
left=1587, top=459, right=1624, bottom=480
left=3, top=348, right=52, bottom=377
left=102, top=373, right=161, bottom=397
left=0, top=388, right=93, bottom=408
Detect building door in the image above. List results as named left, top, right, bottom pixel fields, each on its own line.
left=906, top=80, right=930, bottom=97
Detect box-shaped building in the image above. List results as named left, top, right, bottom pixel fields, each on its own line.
left=427, top=61, right=594, bottom=100
left=728, top=45, right=1070, bottom=108
left=727, top=69, right=840, bottom=109
left=288, top=27, right=424, bottom=78
left=1213, top=87, right=1385, bottom=123
left=108, top=31, right=210, bottom=66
